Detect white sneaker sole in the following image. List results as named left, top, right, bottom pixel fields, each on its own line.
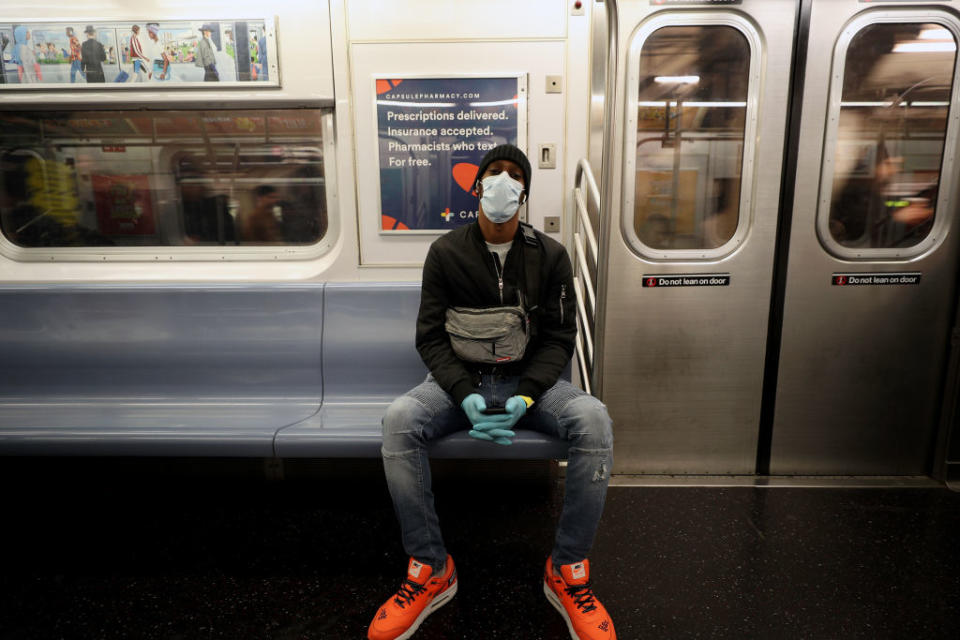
left=393, top=580, right=458, bottom=640
left=543, top=579, right=581, bottom=640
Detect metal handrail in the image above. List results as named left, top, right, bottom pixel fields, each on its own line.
left=575, top=317, right=592, bottom=395
left=574, top=158, right=600, bottom=264
left=573, top=232, right=596, bottom=314
left=570, top=0, right=617, bottom=396
left=572, top=276, right=594, bottom=365
left=572, top=158, right=601, bottom=392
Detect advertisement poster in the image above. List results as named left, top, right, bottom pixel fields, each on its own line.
left=0, top=19, right=276, bottom=88
left=376, top=76, right=525, bottom=232
left=92, top=174, right=156, bottom=236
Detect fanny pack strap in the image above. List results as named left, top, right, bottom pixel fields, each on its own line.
left=520, top=222, right=540, bottom=310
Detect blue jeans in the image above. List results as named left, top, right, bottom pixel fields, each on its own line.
left=382, top=373, right=613, bottom=571
left=70, top=59, right=84, bottom=83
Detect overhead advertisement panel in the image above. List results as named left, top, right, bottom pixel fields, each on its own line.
left=0, top=18, right=277, bottom=88
left=375, top=75, right=526, bottom=233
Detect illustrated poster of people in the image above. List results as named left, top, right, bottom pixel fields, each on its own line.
left=0, top=19, right=277, bottom=87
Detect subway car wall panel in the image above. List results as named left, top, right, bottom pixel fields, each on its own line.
left=0, top=0, right=959, bottom=485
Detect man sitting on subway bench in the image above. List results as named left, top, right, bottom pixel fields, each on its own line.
left=369, top=144, right=617, bottom=640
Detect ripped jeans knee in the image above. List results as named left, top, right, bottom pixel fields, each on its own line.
left=566, top=395, right=614, bottom=451
left=550, top=394, right=614, bottom=566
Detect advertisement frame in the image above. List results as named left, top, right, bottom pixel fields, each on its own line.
left=0, top=17, right=280, bottom=90
left=372, top=72, right=528, bottom=235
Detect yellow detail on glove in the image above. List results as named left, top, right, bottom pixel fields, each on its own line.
left=519, top=395, right=535, bottom=409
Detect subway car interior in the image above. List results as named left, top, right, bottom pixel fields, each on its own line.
left=1, top=1, right=959, bottom=638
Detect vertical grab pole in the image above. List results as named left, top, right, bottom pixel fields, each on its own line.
left=592, top=0, right=619, bottom=398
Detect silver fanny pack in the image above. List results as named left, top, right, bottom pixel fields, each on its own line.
left=444, top=302, right=530, bottom=364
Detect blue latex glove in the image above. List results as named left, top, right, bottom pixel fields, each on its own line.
left=469, top=396, right=529, bottom=446
left=461, top=393, right=513, bottom=427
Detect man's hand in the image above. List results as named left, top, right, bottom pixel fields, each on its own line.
left=468, top=395, right=532, bottom=446
left=460, top=393, right=512, bottom=427
left=468, top=425, right=516, bottom=446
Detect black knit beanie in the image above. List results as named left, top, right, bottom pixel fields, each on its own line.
left=473, top=144, right=532, bottom=196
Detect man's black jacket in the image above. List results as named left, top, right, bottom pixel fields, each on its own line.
left=416, top=221, right=577, bottom=405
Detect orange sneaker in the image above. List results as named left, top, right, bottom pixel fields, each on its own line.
left=368, top=555, right=458, bottom=640
left=544, top=558, right=616, bottom=640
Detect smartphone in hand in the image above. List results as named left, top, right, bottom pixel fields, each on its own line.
left=482, top=406, right=507, bottom=415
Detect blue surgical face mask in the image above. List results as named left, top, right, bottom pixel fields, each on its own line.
left=480, top=172, right=524, bottom=224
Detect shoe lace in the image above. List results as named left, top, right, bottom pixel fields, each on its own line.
left=393, top=579, right=427, bottom=609
left=565, top=582, right=598, bottom=614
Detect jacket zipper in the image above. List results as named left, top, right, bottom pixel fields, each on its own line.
left=491, top=253, right=504, bottom=304
left=560, top=284, right=567, bottom=325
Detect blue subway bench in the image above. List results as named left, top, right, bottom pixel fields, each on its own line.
left=0, top=282, right=568, bottom=459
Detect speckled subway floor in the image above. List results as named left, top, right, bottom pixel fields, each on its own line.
left=1, top=458, right=958, bottom=640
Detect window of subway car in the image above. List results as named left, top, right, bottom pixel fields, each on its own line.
left=633, top=24, right=750, bottom=252
left=825, top=22, right=956, bottom=251
left=0, top=109, right=328, bottom=250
